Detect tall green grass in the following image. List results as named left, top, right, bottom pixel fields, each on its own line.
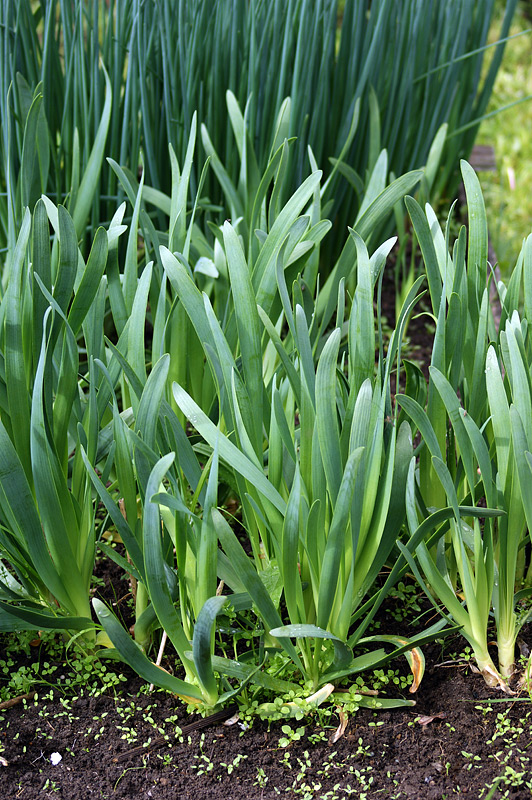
left=0, top=0, right=518, bottom=268
left=478, top=2, right=532, bottom=278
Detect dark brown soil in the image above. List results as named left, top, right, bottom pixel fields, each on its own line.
left=2, top=637, right=532, bottom=800
left=2, top=559, right=532, bottom=800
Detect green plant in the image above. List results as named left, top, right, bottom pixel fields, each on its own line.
left=0, top=199, right=125, bottom=644
left=254, top=767, right=269, bottom=787
left=64, top=145, right=429, bottom=709
left=397, top=161, right=532, bottom=686
left=1, top=0, right=519, bottom=265
left=107, top=96, right=423, bottom=414
left=279, top=725, right=306, bottom=748
left=479, top=3, right=532, bottom=280
left=165, top=209, right=490, bottom=691
left=219, top=753, right=248, bottom=774
left=0, top=632, right=126, bottom=702
left=88, top=153, right=510, bottom=709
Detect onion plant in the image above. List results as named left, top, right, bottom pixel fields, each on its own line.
left=1, top=0, right=519, bottom=264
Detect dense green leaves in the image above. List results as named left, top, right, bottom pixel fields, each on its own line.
left=1, top=0, right=514, bottom=269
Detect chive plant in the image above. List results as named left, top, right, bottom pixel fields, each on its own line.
left=1, top=0, right=518, bottom=266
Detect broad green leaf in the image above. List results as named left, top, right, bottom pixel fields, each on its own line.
left=67, top=227, right=108, bottom=335
left=144, top=453, right=195, bottom=668
left=192, top=595, right=228, bottom=705
left=210, top=655, right=299, bottom=694
left=317, top=447, right=364, bottom=631
left=173, top=383, right=286, bottom=514
left=405, top=195, right=441, bottom=315
left=0, top=603, right=92, bottom=633
left=461, top=160, right=488, bottom=319
left=93, top=599, right=202, bottom=701
left=281, top=465, right=304, bottom=623
left=5, top=208, right=32, bottom=478
left=269, top=624, right=353, bottom=671
left=485, top=345, right=511, bottom=487
left=316, top=328, right=342, bottom=503
left=223, top=221, right=263, bottom=451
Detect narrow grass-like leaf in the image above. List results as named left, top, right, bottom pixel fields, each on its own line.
left=72, top=64, right=112, bottom=238
left=128, top=262, right=153, bottom=391
left=461, top=159, right=488, bottom=319
left=405, top=196, right=442, bottom=315
left=136, top=354, right=170, bottom=450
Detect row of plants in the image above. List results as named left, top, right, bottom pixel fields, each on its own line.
left=0, top=0, right=519, bottom=266
left=1, top=0, right=531, bottom=719
left=1, top=134, right=531, bottom=710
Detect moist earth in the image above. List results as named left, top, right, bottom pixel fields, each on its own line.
left=2, top=621, right=532, bottom=800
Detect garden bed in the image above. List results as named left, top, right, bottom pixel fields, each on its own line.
left=3, top=242, right=528, bottom=800
left=1, top=4, right=531, bottom=799
left=2, top=544, right=532, bottom=800
left=2, top=615, right=532, bottom=799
